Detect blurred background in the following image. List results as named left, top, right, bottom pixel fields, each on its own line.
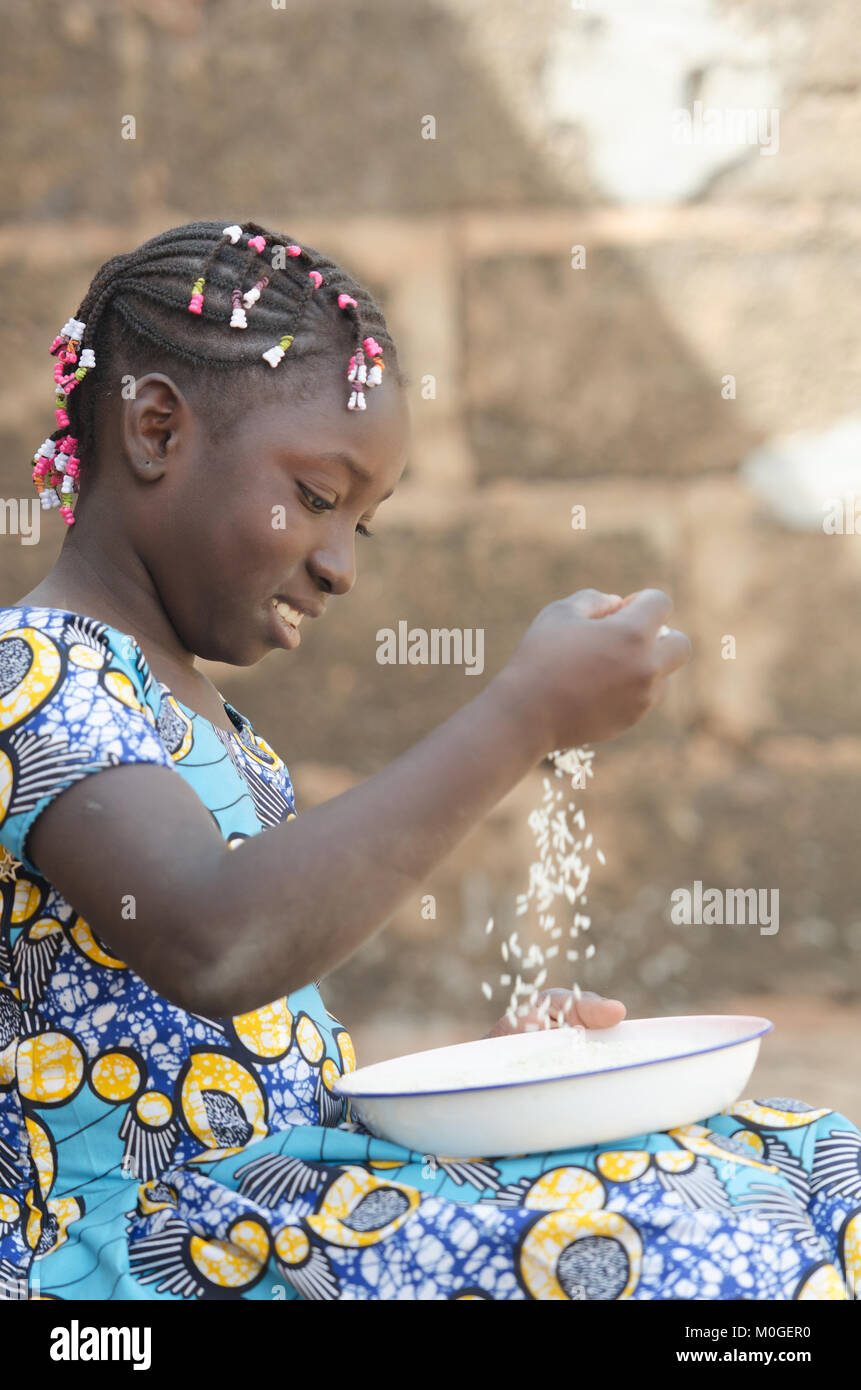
left=2, top=0, right=860, bottom=1117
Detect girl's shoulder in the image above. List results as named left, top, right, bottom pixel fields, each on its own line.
left=0, top=601, right=156, bottom=699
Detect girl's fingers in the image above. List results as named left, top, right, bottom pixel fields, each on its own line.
left=616, top=588, right=672, bottom=632
left=654, top=629, right=692, bottom=675
left=571, top=590, right=625, bottom=620
left=534, top=989, right=627, bottom=1029
left=485, top=990, right=627, bottom=1038
left=570, top=991, right=627, bottom=1028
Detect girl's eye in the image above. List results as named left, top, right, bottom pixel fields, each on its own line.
left=299, top=485, right=374, bottom=539
left=300, top=485, right=332, bottom=513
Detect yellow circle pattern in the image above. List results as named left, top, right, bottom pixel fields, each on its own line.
left=0, top=629, right=61, bottom=732
left=295, top=1016, right=324, bottom=1064
left=189, top=1234, right=264, bottom=1289
left=596, top=1151, right=651, bottom=1183
left=17, top=1031, right=84, bottom=1106
left=307, top=1168, right=420, bottom=1248
left=90, top=1052, right=142, bottom=1102
left=520, top=1208, right=642, bottom=1300
left=180, top=1052, right=266, bottom=1152
left=274, top=1224, right=310, bottom=1266
left=232, top=1000, right=293, bottom=1059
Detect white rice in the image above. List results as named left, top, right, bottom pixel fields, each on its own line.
left=439, top=1030, right=654, bottom=1086
left=490, top=745, right=609, bottom=1017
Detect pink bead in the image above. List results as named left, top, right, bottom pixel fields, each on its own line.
left=287, top=244, right=302, bottom=257
left=59, top=437, right=76, bottom=453
left=308, top=270, right=323, bottom=288
left=363, top=337, right=383, bottom=357
left=188, top=294, right=204, bottom=313
left=338, top=294, right=358, bottom=309
left=248, top=236, right=266, bottom=253
left=55, top=409, right=69, bottom=427
left=50, top=336, right=64, bottom=353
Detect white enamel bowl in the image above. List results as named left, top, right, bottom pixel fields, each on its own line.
left=334, top=1014, right=773, bottom=1158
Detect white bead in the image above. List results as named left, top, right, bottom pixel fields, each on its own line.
left=357, top=391, right=366, bottom=410
left=262, top=346, right=285, bottom=368
left=79, top=349, right=96, bottom=369
left=222, top=225, right=243, bottom=244
left=357, top=363, right=367, bottom=384
left=37, top=439, right=57, bottom=458
left=348, top=390, right=358, bottom=410
left=367, top=364, right=382, bottom=386
left=230, top=307, right=248, bottom=329
left=242, top=287, right=261, bottom=308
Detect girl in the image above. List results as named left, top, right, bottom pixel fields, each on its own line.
left=0, top=220, right=857, bottom=1301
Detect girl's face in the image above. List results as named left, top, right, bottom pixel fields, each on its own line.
left=150, top=364, right=411, bottom=665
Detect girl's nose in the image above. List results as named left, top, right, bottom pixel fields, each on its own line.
left=307, top=543, right=356, bottom=597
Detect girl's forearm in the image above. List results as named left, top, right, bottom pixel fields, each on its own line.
left=201, top=673, right=547, bottom=1015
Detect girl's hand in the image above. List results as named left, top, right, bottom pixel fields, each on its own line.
left=483, top=989, right=627, bottom=1039
left=491, top=587, right=691, bottom=752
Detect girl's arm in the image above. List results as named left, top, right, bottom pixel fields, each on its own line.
left=28, top=589, right=689, bottom=1016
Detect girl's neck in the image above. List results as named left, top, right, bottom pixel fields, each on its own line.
left=15, top=544, right=198, bottom=676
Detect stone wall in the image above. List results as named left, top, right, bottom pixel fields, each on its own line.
left=1, top=1, right=859, bottom=1089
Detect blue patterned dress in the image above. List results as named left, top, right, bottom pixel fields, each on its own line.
left=0, top=604, right=858, bottom=1301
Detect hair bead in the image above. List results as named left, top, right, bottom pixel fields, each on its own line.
left=262, top=334, right=295, bottom=368
left=187, top=276, right=205, bottom=313
left=222, top=224, right=243, bottom=243
left=242, top=276, right=269, bottom=310
left=308, top=270, right=323, bottom=289
left=229, top=289, right=248, bottom=329
left=248, top=235, right=267, bottom=254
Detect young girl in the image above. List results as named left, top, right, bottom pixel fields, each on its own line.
left=0, top=220, right=857, bottom=1301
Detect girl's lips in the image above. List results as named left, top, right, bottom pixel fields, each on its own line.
left=269, top=599, right=301, bottom=649
left=273, top=599, right=304, bottom=628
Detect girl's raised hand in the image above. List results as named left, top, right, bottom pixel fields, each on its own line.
left=491, top=586, right=691, bottom=752
left=483, top=988, right=627, bottom=1038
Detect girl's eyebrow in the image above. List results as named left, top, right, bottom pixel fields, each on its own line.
left=314, top=449, right=395, bottom=502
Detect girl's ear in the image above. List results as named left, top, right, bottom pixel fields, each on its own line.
left=121, top=374, right=186, bottom=483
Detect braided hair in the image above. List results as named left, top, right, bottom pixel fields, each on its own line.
left=34, top=220, right=407, bottom=523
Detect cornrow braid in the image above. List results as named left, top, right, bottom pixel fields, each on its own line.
left=32, top=219, right=406, bottom=524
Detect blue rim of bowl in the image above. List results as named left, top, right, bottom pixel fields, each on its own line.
left=333, top=1018, right=774, bottom=1100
